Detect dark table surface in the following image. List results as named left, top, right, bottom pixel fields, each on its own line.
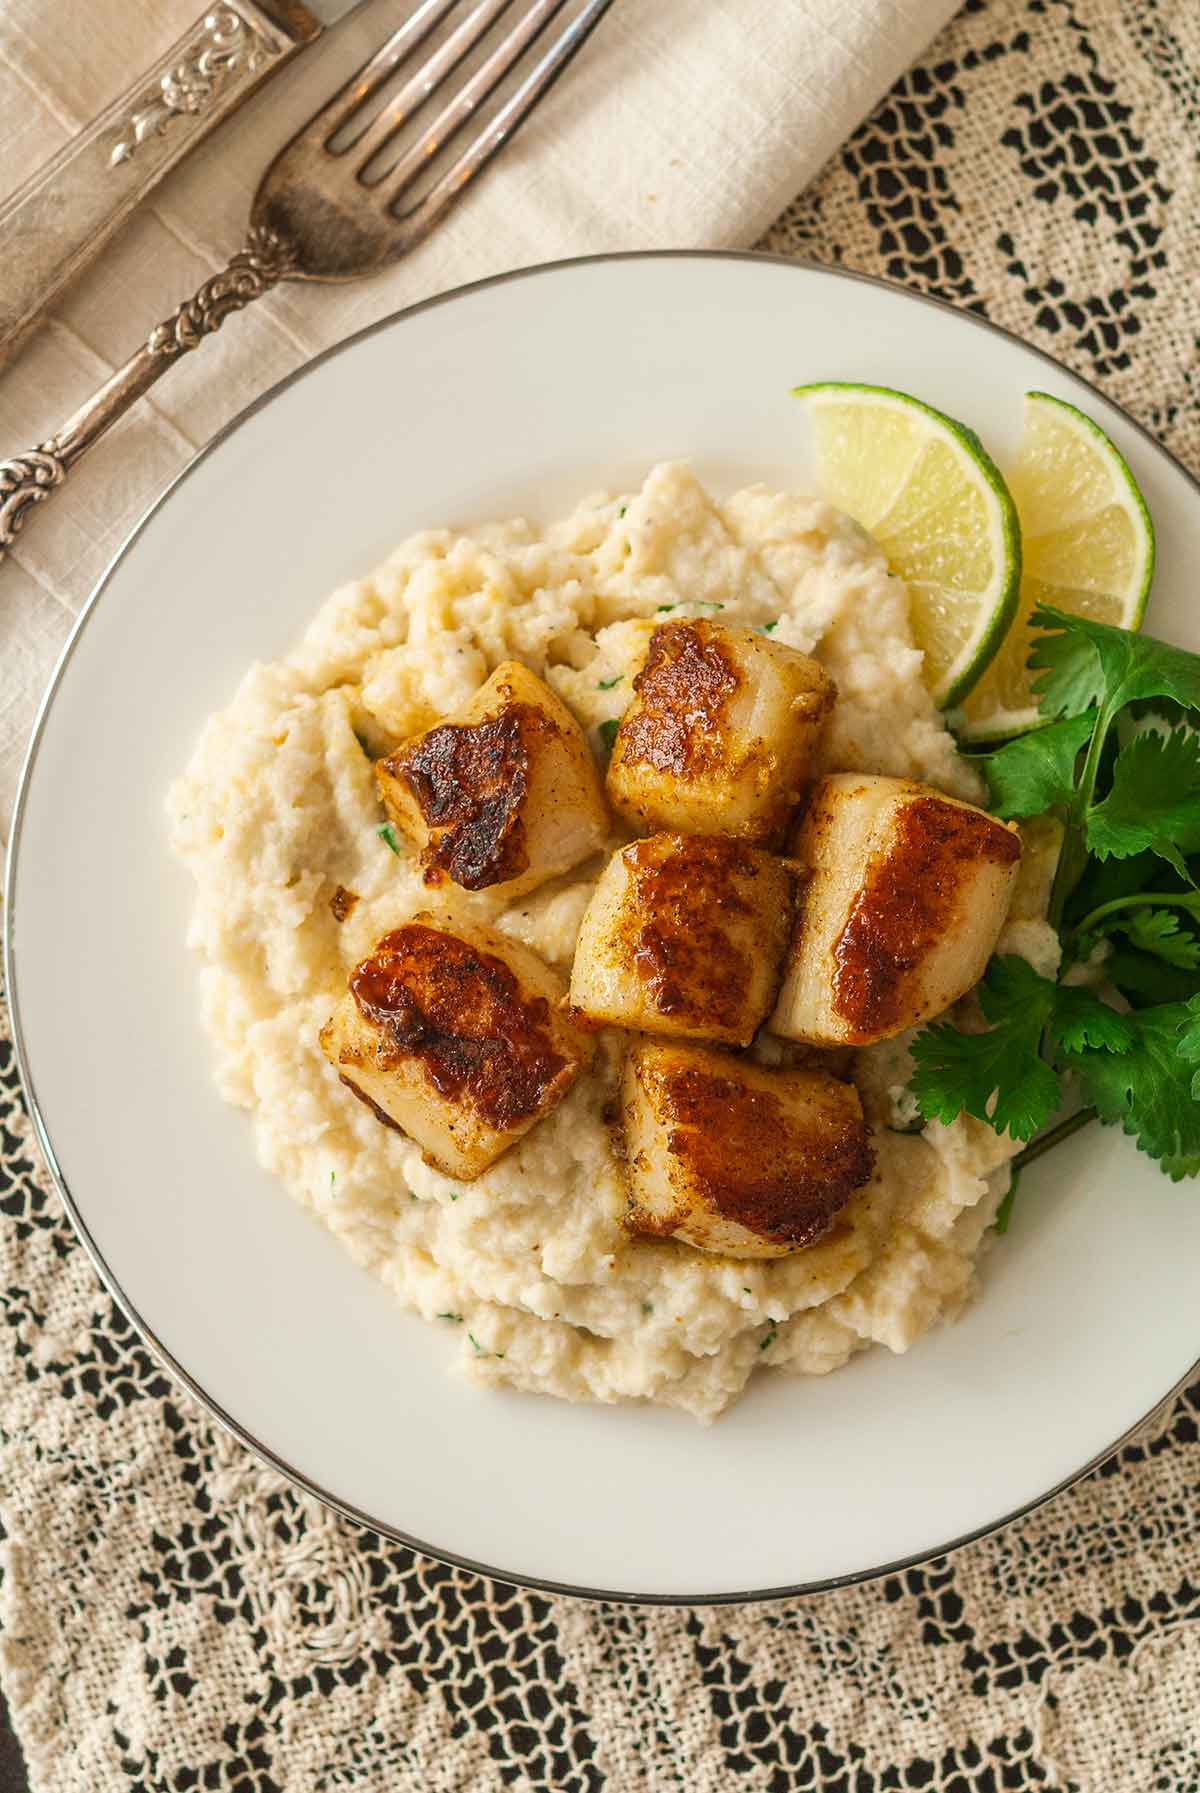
left=0, top=1691, right=27, bottom=1793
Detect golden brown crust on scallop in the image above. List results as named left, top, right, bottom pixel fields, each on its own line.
left=377, top=701, right=551, bottom=890
left=609, top=620, right=836, bottom=843
left=346, top=923, right=569, bottom=1130
left=641, top=1058, right=872, bottom=1248
left=619, top=621, right=741, bottom=775
left=570, top=834, right=797, bottom=1047
left=620, top=833, right=793, bottom=1032
left=831, top=793, right=1021, bottom=1040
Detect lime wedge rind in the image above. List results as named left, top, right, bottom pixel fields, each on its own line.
left=957, top=390, right=1156, bottom=743
left=794, top=382, right=1022, bottom=709
left=1023, top=390, right=1156, bottom=619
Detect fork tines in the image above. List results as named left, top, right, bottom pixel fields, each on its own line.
left=321, top=0, right=615, bottom=229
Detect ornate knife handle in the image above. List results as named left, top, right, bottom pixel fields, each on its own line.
left=0, top=3, right=314, bottom=367
left=0, top=226, right=296, bottom=564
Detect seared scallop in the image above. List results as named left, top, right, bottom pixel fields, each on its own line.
left=320, top=915, right=594, bottom=1180
left=606, top=618, right=834, bottom=841
left=570, top=833, right=795, bottom=1047
left=770, top=774, right=1021, bottom=1048
left=621, top=1040, right=874, bottom=1259
left=375, top=660, right=609, bottom=896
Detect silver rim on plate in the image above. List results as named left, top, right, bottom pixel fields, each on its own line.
left=6, top=250, right=1200, bottom=1605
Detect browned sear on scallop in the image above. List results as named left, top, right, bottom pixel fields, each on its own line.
left=373, top=660, right=610, bottom=898
left=569, top=833, right=796, bottom=1047
left=769, top=774, right=1023, bottom=1048
left=386, top=705, right=543, bottom=890
left=619, top=622, right=740, bottom=777
left=627, top=834, right=755, bottom=1022
left=657, top=1064, right=871, bottom=1249
left=320, top=915, right=594, bottom=1179
left=349, top=924, right=566, bottom=1131
left=606, top=618, right=835, bottom=841
left=621, top=1040, right=873, bottom=1260
left=832, top=795, right=1021, bottom=1038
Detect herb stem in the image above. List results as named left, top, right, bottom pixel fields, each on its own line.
left=1070, top=889, right=1200, bottom=942
left=1048, top=708, right=1111, bottom=929
left=1011, top=1106, right=1098, bottom=1171
left=992, top=1172, right=1020, bottom=1235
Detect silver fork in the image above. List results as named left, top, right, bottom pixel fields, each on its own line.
left=0, top=0, right=614, bottom=564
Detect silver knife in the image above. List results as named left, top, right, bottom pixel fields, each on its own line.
left=0, top=0, right=364, bottom=367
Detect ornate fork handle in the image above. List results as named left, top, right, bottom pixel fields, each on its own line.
left=0, top=224, right=296, bottom=563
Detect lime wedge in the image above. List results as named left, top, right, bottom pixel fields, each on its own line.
left=797, top=382, right=1021, bottom=708
left=959, top=391, right=1155, bottom=741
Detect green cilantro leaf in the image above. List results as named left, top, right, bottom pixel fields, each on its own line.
left=981, top=712, right=1097, bottom=818
left=1163, top=1152, right=1200, bottom=1180
left=948, top=608, right=1200, bottom=1186
left=597, top=675, right=623, bottom=691
left=1064, top=1001, right=1200, bottom=1180
left=911, top=1019, right=1061, bottom=1141
left=762, top=619, right=779, bottom=634
left=1121, top=908, right=1200, bottom=969
left=436, top=1312, right=463, bottom=1323
left=1087, top=728, right=1200, bottom=871
left=1029, top=612, right=1200, bottom=925
left=910, top=958, right=1062, bottom=1141
left=1029, top=609, right=1109, bottom=719
left=1178, top=993, right=1200, bottom=1099
left=1031, top=606, right=1200, bottom=723
left=977, top=956, right=1056, bottom=1029
left=597, top=718, right=620, bottom=751
left=1104, top=947, right=1200, bottom=1008
left=1047, top=985, right=1135, bottom=1055
left=910, top=958, right=1133, bottom=1142
left=377, top=821, right=402, bottom=855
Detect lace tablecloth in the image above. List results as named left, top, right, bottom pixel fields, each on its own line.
left=3, top=0, right=1200, bottom=1786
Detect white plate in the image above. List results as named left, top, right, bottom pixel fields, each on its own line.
left=8, top=254, right=1200, bottom=1603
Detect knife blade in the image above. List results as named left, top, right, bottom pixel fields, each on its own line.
left=0, top=0, right=367, bottom=369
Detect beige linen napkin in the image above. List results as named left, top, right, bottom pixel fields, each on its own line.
left=0, top=0, right=959, bottom=848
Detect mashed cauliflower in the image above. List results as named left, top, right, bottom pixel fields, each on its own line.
left=168, top=463, right=1054, bottom=1421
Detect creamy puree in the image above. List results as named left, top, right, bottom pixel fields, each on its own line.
left=168, top=463, right=1056, bottom=1420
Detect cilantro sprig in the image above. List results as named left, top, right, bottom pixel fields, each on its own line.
left=910, top=607, right=1200, bottom=1205
left=1023, top=605, right=1200, bottom=919
left=910, top=957, right=1131, bottom=1142
left=1064, top=1000, right=1200, bottom=1180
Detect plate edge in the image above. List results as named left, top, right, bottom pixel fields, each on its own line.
left=6, top=248, right=1200, bottom=1604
